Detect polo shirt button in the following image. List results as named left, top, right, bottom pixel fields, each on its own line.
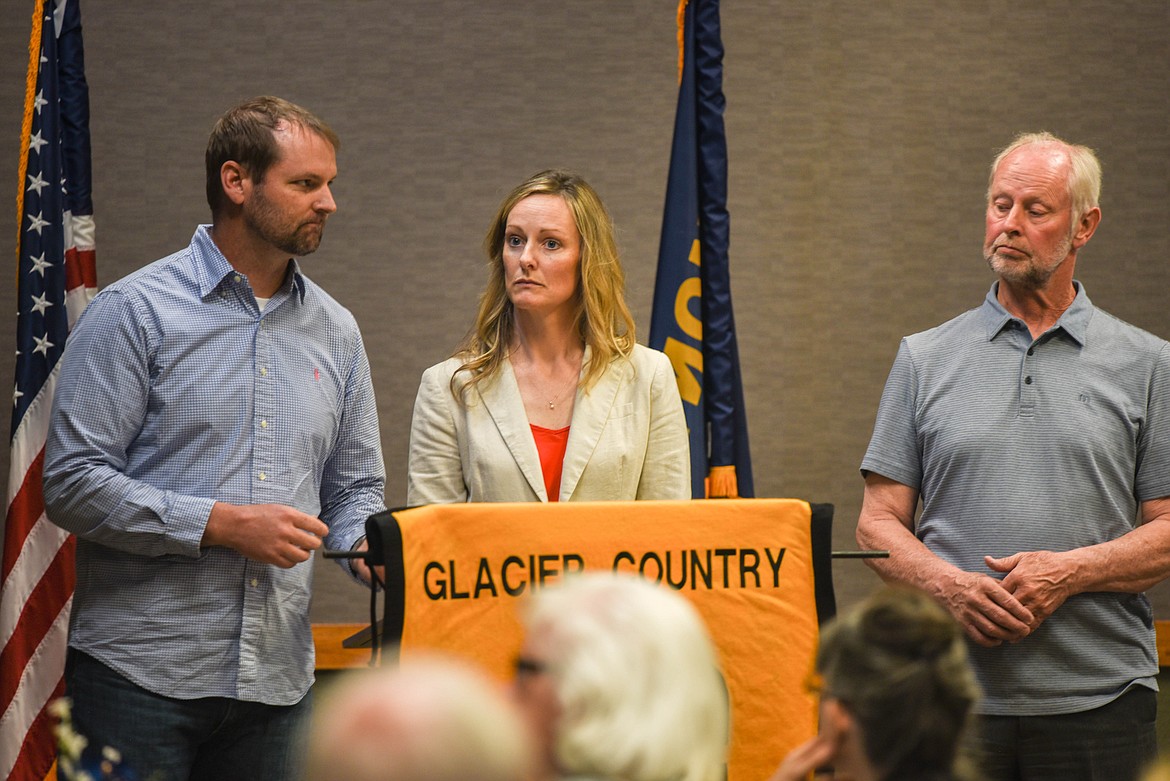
left=1024, top=376, right=1033, bottom=385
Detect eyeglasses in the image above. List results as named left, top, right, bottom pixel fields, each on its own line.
left=513, top=656, right=547, bottom=677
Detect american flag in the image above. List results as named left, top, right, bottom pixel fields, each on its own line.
left=2, top=1, right=96, bottom=778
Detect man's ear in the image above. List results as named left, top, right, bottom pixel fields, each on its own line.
left=220, top=161, right=249, bottom=207
left=1072, top=206, right=1101, bottom=249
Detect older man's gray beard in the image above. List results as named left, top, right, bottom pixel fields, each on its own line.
left=984, top=233, right=1074, bottom=291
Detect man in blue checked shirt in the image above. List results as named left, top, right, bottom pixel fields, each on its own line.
left=44, top=96, right=386, bottom=781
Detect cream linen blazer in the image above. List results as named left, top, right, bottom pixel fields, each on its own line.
left=407, top=345, right=690, bottom=504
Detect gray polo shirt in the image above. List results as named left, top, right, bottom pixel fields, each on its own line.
left=862, top=281, right=1170, bottom=716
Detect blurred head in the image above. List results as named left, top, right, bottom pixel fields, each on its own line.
left=457, top=170, right=636, bottom=393
left=306, top=656, right=534, bottom=781
left=515, top=573, right=728, bottom=781
left=814, top=587, right=979, bottom=781
left=1140, top=760, right=1170, bottom=781
left=983, top=132, right=1101, bottom=290
left=205, top=95, right=340, bottom=219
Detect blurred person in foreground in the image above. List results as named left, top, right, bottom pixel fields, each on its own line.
left=1140, top=761, right=1170, bottom=781
left=407, top=169, right=689, bottom=504
left=304, top=657, right=534, bottom=781
left=43, top=96, right=385, bottom=780
left=769, top=587, right=980, bottom=781
left=857, top=132, right=1169, bottom=780
left=513, top=572, right=727, bottom=781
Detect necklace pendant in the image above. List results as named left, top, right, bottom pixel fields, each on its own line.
left=548, top=401, right=555, bottom=409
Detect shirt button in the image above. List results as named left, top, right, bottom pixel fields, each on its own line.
left=1024, top=376, right=1033, bottom=385
left=251, top=578, right=258, bottom=587
left=259, top=367, right=268, bottom=377
left=1027, top=347, right=1035, bottom=356
left=234, top=275, right=242, bottom=283
left=258, top=472, right=267, bottom=481
left=260, top=420, right=268, bottom=429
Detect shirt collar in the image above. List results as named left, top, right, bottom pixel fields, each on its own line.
left=191, top=225, right=307, bottom=304
left=980, top=280, right=1092, bottom=345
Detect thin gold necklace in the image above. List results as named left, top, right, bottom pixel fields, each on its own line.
left=546, top=372, right=578, bottom=410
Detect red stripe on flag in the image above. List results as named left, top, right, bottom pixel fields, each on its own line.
left=1, top=452, right=45, bottom=584
left=63, top=246, right=96, bottom=292
left=0, top=538, right=74, bottom=720
left=75, top=248, right=96, bottom=289
left=9, top=686, right=65, bottom=781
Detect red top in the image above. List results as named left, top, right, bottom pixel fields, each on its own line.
left=530, top=424, right=570, bottom=501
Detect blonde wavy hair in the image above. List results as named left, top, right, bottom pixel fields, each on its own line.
left=452, top=170, right=636, bottom=399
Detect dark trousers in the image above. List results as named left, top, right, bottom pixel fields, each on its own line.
left=62, top=649, right=312, bottom=781
left=965, top=686, right=1158, bottom=781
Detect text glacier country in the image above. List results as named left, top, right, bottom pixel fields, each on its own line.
left=422, top=547, right=789, bottom=600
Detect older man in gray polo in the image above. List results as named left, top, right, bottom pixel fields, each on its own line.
left=857, top=132, right=1170, bottom=781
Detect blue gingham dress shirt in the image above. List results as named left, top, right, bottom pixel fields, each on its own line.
left=44, top=226, right=386, bottom=705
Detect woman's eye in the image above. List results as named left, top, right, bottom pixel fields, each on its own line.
left=544, top=239, right=560, bottom=250
left=506, top=235, right=523, bottom=247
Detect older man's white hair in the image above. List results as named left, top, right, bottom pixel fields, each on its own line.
left=305, top=656, right=533, bottom=781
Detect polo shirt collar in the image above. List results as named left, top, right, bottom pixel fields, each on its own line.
left=981, top=280, right=1092, bottom=346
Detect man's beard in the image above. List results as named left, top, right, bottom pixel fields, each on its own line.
left=984, top=232, right=1073, bottom=290
left=245, top=191, right=326, bottom=257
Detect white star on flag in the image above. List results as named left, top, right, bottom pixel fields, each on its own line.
left=29, top=253, right=51, bottom=276
left=28, top=130, right=47, bottom=154
left=27, top=171, right=48, bottom=195
left=32, top=333, right=55, bottom=357
left=27, top=212, right=50, bottom=234
left=30, top=292, right=53, bottom=316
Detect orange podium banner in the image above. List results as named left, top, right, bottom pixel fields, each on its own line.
left=371, top=498, right=828, bottom=781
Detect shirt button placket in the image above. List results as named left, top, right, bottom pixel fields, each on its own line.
left=1020, top=338, right=1037, bottom=418
left=241, top=310, right=273, bottom=699
left=255, top=313, right=274, bottom=501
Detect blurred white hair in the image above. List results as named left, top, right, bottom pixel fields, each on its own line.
left=304, top=655, right=533, bottom=781
left=523, top=572, right=729, bottom=781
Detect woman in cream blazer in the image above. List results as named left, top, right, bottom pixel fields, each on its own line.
left=408, top=344, right=688, bottom=504
left=407, top=170, right=690, bottom=505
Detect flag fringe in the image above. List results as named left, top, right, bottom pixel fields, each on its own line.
left=705, top=465, right=739, bottom=499
left=16, top=0, right=44, bottom=275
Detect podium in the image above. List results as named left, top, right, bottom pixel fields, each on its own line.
left=359, top=498, right=834, bottom=781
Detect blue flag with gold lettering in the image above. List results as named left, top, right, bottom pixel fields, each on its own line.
left=650, top=0, right=753, bottom=499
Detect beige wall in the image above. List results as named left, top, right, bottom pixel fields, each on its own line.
left=3, top=1, right=1168, bottom=622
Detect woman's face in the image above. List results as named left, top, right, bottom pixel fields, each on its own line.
left=502, top=194, right=581, bottom=318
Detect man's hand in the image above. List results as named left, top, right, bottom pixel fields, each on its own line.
left=203, top=502, right=328, bottom=567
left=985, top=550, right=1072, bottom=630
left=349, top=537, right=385, bottom=586
left=937, top=568, right=1035, bottom=647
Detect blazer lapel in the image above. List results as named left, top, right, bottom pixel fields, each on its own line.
left=560, top=348, right=623, bottom=500
left=480, top=359, right=548, bottom=501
